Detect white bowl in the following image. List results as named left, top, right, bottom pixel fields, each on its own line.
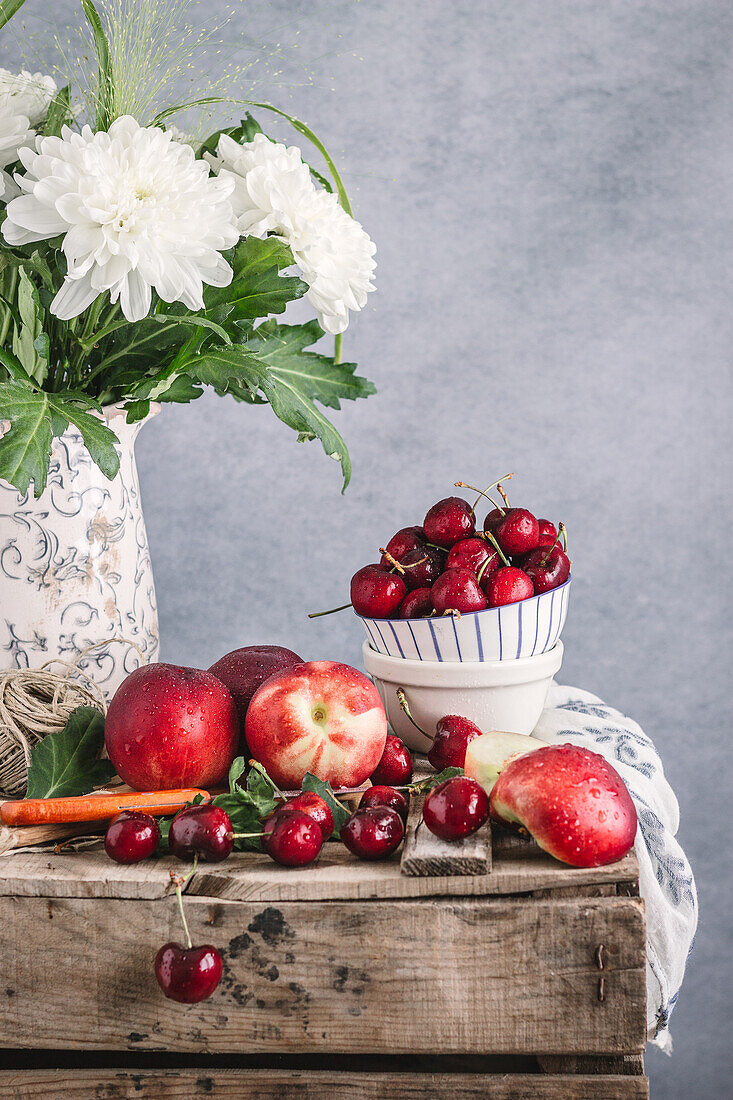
left=358, top=577, right=570, bottom=662
left=363, top=640, right=563, bottom=750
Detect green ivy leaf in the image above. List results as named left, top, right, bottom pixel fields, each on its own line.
left=25, top=706, right=115, bottom=799
left=301, top=772, right=351, bottom=836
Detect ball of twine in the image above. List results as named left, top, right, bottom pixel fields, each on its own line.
left=0, top=639, right=142, bottom=800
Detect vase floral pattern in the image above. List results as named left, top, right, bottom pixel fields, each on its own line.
left=0, top=404, right=159, bottom=698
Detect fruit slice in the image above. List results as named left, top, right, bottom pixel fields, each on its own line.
left=463, top=730, right=545, bottom=794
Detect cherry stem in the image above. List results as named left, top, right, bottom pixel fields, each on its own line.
left=170, top=855, right=198, bottom=951
left=308, top=602, right=352, bottom=619
left=230, top=831, right=263, bottom=839
left=379, top=548, right=406, bottom=574
left=483, top=530, right=511, bottom=568
left=396, top=688, right=433, bottom=742
left=540, top=533, right=562, bottom=565
left=559, top=521, right=568, bottom=551
left=496, top=482, right=511, bottom=509
left=476, top=554, right=493, bottom=585
left=455, top=474, right=513, bottom=515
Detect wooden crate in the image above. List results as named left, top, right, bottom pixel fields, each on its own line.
left=0, top=810, right=647, bottom=1097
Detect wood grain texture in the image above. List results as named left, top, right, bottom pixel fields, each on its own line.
left=400, top=792, right=492, bottom=877
left=0, top=839, right=639, bottom=902
left=0, top=894, right=646, bottom=1055
left=0, top=1069, right=650, bottom=1098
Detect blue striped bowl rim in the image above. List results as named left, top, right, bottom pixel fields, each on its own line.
left=358, top=576, right=570, bottom=663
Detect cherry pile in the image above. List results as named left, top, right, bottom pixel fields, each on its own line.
left=347, top=476, right=570, bottom=619
left=103, top=721, right=491, bottom=1004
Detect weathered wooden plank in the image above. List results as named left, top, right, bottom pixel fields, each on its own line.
left=400, top=792, right=492, bottom=877
left=0, top=1069, right=650, bottom=1098
left=0, top=894, right=646, bottom=1055
left=0, top=841, right=639, bottom=901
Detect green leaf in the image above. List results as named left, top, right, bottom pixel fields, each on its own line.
left=246, top=319, right=376, bottom=411
left=12, top=268, right=49, bottom=385
left=0, top=0, right=29, bottom=31
left=25, top=706, right=115, bottom=798
left=0, top=381, right=120, bottom=496
left=257, top=362, right=353, bottom=490
left=52, top=400, right=120, bottom=481
left=0, top=380, right=53, bottom=495
left=204, top=236, right=306, bottom=322
left=414, top=767, right=464, bottom=793
left=228, top=756, right=246, bottom=793
left=81, top=0, right=113, bottom=131
left=301, top=772, right=351, bottom=836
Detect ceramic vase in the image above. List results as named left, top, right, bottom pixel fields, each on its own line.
left=0, top=403, right=160, bottom=698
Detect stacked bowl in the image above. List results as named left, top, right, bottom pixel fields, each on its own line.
left=360, top=579, right=570, bottom=751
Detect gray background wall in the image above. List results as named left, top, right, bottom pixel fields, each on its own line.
left=3, top=1, right=731, bottom=1093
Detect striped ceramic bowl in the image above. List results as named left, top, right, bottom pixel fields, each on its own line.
left=358, top=577, right=570, bottom=663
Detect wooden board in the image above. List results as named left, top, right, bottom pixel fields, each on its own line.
left=0, top=1069, right=649, bottom=1098
left=0, top=837, right=639, bottom=901
left=0, top=893, right=646, bottom=1055
left=400, top=791, right=492, bottom=876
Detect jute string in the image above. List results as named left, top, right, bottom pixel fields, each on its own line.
left=0, top=639, right=143, bottom=799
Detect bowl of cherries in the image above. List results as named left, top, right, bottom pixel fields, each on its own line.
left=346, top=476, right=571, bottom=663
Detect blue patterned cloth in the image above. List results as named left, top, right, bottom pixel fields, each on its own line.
left=534, top=683, right=697, bottom=1052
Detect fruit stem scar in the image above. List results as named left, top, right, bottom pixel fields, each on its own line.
left=312, top=705, right=327, bottom=723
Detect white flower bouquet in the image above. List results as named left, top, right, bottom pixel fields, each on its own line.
left=0, top=0, right=376, bottom=496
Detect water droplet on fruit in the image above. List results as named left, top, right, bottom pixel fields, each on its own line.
left=598, top=811, right=607, bottom=823
left=591, top=788, right=600, bottom=798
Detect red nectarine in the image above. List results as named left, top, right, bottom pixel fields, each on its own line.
left=245, top=661, right=388, bottom=789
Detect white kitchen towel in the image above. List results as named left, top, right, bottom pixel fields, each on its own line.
left=533, top=682, right=697, bottom=1052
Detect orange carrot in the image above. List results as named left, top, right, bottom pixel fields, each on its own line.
left=0, top=788, right=210, bottom=827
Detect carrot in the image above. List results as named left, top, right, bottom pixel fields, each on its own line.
left=0, top=788, right=210, bottom=827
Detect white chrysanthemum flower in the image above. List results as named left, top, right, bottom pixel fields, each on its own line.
left=207, top=132, right=376, bottom=335
left=3, top=116, right=238, bottom=322
left=0, top=68, right=56, bottom=198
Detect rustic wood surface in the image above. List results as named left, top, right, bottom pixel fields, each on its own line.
left=0, top=836, right=639, bottom=901
left=400, top=791, right=492, bottom=876
left=0, top=892, right=646, bottom=1055
left=0, top=1069, right=650, bottom=1098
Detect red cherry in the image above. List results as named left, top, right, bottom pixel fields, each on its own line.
left=380, top=526, right=425, bottom=566
left=483, top=507, right=505, bottom=535
left=154, top=942, right=223, bottom=1003
left=340, top=806, right=404, bottom=860
left=522, top=546, right=570, bottom=593
left=423, top=497, right=475, bottom=548
left=284, top=792, right=334, bottom=839
left=105, top=810, right=160, bottom=864
left=399, top=587, right=434, bottom=619
left=371, top=734, right=412, bottom=785
left=423, top=776, right=489, bottom=840
left=446, top=537, right=491, bottom=575
left=360, top=784, right=410, bottom=823
left=427, top=715, right=483, bottom=771
left=262, top=809, right=323, bottom=867
left=400, top=546, right=445, bottom=589
left=536, top=519, right=558, bottom=548
left=494, top=508, right=540, bottom=555
left=351, top=564, right=407, bottom=618
left=431, top=568, right=488, bottom=614
left=486, top=566, right=534, bottom=607
left=169, top=805, right=233, bottom=863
